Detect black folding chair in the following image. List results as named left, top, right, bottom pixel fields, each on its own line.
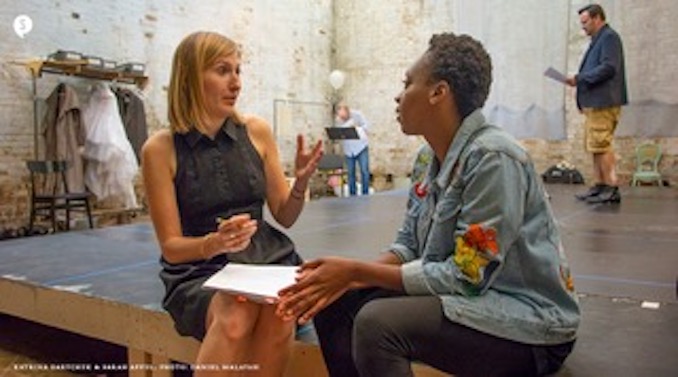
left=26, top=160, right=93, bottom=232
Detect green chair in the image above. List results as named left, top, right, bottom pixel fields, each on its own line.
left=631, top=142, right=663, bottom=186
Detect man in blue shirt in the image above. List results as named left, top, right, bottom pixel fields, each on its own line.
left=567, top=3, right=628, bottom=204
left=336, top=102, right=370, bottom=196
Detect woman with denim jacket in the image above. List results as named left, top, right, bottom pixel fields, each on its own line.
left=278, top=32, right=580, bottom=377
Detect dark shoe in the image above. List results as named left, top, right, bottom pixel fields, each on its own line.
left=587, top=186, right=621, bottom=204
left=575, top=184, right=606, bottom=200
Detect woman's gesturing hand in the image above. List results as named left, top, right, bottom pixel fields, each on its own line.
left=294, top=134, right=323, bottom=184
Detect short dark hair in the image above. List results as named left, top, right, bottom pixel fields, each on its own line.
left=425, top=33, right=492, bottom=119
left=578, top=4, right=606, bottom=21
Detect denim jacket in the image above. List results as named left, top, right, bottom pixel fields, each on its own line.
left=391, top=110, right=580, bottom=345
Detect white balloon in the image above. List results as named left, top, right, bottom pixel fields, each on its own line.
left=329, top=70, right=345, bottom=90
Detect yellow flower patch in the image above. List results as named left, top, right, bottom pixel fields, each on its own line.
left=453, top=224, right=499, bottom=285
left=560, top=265, right=575, bottom=292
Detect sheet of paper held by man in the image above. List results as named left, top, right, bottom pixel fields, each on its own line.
left=203, top=263, right=298, bottom=303
left=544, top=66, right=568, bottom=84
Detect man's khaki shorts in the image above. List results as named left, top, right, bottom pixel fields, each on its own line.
left=583, top=107, right=621, bottom=153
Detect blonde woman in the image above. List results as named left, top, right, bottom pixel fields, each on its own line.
left=142, top=31, right=322, bottom=376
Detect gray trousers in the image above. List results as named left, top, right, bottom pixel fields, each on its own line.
left=313, top=288, right=574, bottom=377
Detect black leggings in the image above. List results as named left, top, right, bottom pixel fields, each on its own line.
left=313, top=288, right=574, bottom=377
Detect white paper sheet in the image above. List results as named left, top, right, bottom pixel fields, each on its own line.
left=543, top=66, right=568, bottom=84
left=202, top=263, right=298, bottom=303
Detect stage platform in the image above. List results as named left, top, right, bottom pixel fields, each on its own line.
left=0, top=184, right=677, bottom=376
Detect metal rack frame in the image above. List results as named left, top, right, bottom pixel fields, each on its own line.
left=24, top=59, right=148, bottom=159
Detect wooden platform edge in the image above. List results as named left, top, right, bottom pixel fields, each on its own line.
left=0, top=277, right=447, bottom=376
left=0, top=277, right=331, bottom=376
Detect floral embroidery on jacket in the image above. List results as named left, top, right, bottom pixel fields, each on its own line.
left=414, top=181, right=428, bottom=198
left=410, top=146, right=432, bottom=199
left=411, top=146, right=433, bottom=184
left=560, top=265, right=575, bottom=292
left=453, top=224, right=499, bottom=284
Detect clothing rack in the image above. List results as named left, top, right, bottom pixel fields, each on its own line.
left=24, top=59, right=148, bottom=159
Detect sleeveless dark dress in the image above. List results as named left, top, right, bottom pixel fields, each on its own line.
left=159, top=118, right=301, bottom=340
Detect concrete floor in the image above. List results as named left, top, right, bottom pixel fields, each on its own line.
left=0, top=184, right=676, bottom=376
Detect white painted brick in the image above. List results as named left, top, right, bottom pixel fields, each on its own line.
left=0, top=0, right=676, bottom=229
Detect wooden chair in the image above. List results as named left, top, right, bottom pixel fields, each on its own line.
left=26, top=160, right=93, bottom=232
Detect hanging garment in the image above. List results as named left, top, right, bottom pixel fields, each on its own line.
left=41, top=83, right=86, bottom=192
left=114, top=87, right=148, bottom=163
left=82, top=83, right=139, bottom=208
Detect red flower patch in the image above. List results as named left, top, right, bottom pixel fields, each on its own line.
left=463, top=224, right=499, bottom=255
left=414, top=182, right=428, bottom=198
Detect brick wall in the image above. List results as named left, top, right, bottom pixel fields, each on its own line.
left=1, top=1, right=676, bottom=230
left=0, top=0, right=333, bottom=230
left=331, top=0, right=677, bottom=187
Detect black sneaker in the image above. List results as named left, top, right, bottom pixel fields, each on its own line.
left=586, top=186, right=621, bottom=204
left=575, top=184, right=606, bottom=200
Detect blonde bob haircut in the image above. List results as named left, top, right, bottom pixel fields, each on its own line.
left=168, top=31, right=243, bottom=134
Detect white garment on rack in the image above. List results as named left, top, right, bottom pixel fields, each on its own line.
left=82, top=83, right=139, bottom=208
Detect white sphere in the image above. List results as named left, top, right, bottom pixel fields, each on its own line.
left=329, top=70, right=345, bottom=90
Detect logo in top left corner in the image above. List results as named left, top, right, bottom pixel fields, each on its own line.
left=13, top=15, right=33, bottom=39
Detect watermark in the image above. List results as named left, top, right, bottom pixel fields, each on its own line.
left=192, top=364, right=260, bottom=372
left=13, top=363, right=261, bottom=372
left=13, top=15, right=33, bottom=38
